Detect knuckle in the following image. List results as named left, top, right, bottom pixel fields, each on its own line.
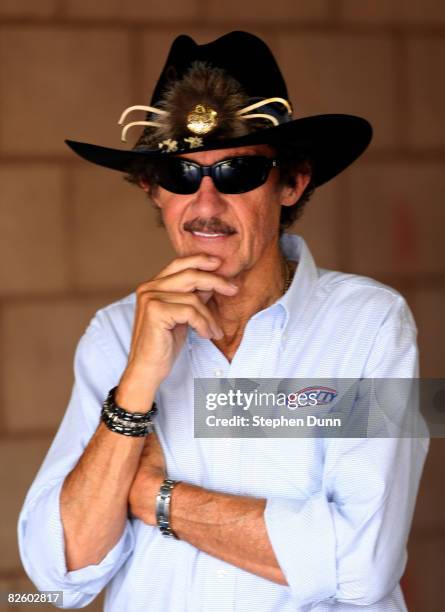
left=136, top=281, right=152, bottom=296
left=145, top=298, right=162, bottom=315
left=135, top=291, right=152, bottom=309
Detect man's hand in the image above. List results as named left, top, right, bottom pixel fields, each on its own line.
left=116, top=254, right=238, bottom=412
left=128, top=430, right=166, bottom=525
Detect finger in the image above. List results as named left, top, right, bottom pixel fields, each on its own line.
left=153, top=253, right=223, bottom=280
left=160, top=301, right=223, bottom=340
left=148, top=269, right=239, bottom=296
left=144, top=291, right=223, bottom=337
left=131, top=295, right=221, bottom=349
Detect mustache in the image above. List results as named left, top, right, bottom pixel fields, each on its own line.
left=183, top=217, right=237, bottom=235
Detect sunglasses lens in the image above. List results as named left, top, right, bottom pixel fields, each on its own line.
left=156, top=159, right=201, bottom=194
left=214, top=157, right=272, bottom=194
left=154, top=156, right=274, bottom=195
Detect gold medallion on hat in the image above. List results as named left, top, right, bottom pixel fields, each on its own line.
left=186, top=104, right=218, bottom=135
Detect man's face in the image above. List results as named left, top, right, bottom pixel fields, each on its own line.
left=143, top=144, right=309, bottom=279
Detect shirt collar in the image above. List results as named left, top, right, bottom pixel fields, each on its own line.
left=276, top=233, right=319, bottom=333
left=186, top=233, right=319, bottom=348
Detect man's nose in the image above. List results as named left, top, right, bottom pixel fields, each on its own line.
left=191, top=176, right=226, bottom=214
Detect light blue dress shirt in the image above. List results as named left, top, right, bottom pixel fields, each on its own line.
left=18, top=234, right=429, bottom=611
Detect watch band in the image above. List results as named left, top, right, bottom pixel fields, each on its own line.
left=155, top=478, right=181, bottom=539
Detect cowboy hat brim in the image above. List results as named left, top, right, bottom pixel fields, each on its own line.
left=65, top=113, right=372, bottom=188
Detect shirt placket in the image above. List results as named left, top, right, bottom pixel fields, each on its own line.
left=186, top=336, right=233, bottom=611
left=188, top=310, right=284, bottom=611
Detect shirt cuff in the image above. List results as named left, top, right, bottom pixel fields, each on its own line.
left=264, top=491, right=337, bottom=607
left=19, top=479, right=134, bottom=607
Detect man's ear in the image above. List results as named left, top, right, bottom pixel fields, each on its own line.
left=281, top=173, right=311, bottom=207
left=139, top=179, right=162, bottom=208
left=138, top=179, right=150, bottom=193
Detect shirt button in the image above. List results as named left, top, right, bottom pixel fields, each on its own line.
left=214, top=369, right=225, bottom=377
left=216, top=568, right=227, bottom=579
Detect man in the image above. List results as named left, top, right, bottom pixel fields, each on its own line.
left=18, top=32, right=429, bottom=611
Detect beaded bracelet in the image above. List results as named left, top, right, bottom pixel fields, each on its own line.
left=101, top=386, right=157, bottom=437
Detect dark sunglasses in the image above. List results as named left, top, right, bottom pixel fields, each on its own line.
left=154, top=155, right=279, bottom=195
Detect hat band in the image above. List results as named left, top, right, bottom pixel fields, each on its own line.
left=117, top=96, right=293, bottom=143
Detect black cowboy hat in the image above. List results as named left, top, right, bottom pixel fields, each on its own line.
left=65, top=31, right=372, bottom=188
